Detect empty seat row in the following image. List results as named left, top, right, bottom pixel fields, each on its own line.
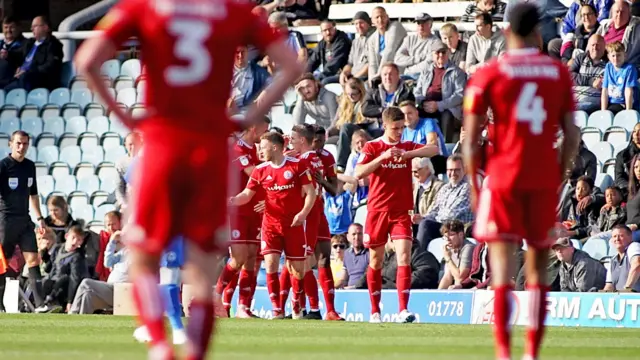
left=37, top=174, right=120, bottom=197
left=575, top=109, right=639, bottom=133
left=1, top=102, right=145, bottom=124
left=31, top=200, right=117, bottom=224
left=0, top=116, right=130, bottom=139
left=35, top=160, right=119, bottom=181
left=37, top=145, right=126, bottom=167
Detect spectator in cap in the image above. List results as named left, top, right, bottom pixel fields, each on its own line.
left=307, top=20, right=352, bottom=85
left=461, top=0, right=507, bottom=22
left=338, top=11, right=374, bottom=85
left=553, top=237, right=607, bottom=292
left=366, top=6, right=408, bottom=81
left=413, top=43, right=467, bottom=143
left=268, top=12, right=308, bottom=64
left=465, top=12, right=506, bottom=75
left=439, top=23, right=468, bottom=70
left=394, top=13, right=445, bottom=79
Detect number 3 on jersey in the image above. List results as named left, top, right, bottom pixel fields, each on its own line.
left=165, top=19, right=212, bottom=87
left=516, top=82, right=547, bottom=135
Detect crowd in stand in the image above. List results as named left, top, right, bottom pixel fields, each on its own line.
left=4, top=0, right=640, bottom=315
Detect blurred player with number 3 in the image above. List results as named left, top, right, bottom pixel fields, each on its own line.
left=74, top=0, right=304, bottom=358
left=462, top=4, right=580, bottom=360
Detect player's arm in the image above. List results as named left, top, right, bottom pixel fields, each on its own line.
left=559, top=115, right=581, bottom=182
left=28, top=164, right=44, bottom=227
left=75, top=8, right=137, bottom=129
left=355, top=144, right=402, bottom=180
left=316, top=173, right=338, bottom=197
left=462, top=80, right=489, bottom=203
left=402, top=144, right=439, bottom=160
left=243, top=165, right=256, bottom=177
left=229, top=188, right=257, bottom=207
left=242, top=18, right=306, bottom=129
left=292, top=182, right=317, bottom=226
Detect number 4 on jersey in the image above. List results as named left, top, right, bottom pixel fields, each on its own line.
left=516, top=82, right=547, bottom=135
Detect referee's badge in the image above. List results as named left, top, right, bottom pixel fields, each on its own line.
left=8, top=177, right=18, bottom=190
left=28, top=177, right=33, bottom=187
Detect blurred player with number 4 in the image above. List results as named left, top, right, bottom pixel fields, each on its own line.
left=462, top=4, right=580, bottom=360
left=355, top=107, right=438, bottom=323
left=74, top=0, right=304, bottom=358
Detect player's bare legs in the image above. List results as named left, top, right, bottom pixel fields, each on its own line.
left=286, top=258, right=307, bottom=319
left=216, top=244, right=255, bottom=315
left=128, top=250, right=172, bottom=359
left=392, top=239, right=415, bottom=322
left=181, top=242, right=224, bottom=360
left=487, top=241, right=519, bottom=360
left=235, top=244, right=258, bottom=317
left=264, top=253, right=284, bottom=318
left=314, top=241, right=342, bottom=320
left=522, top=247, right=550, bottom=360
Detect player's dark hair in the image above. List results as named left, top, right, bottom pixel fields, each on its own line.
left=507, top=3, right=540, bottom=38
left=475, top=11, right=493, bottom=26
left=576, top=175, right=594, bottom=191
left=105, top=210, right=122, bottom=221
left=291, top=124, right=315, bottom=143
left=314, top=125, right=326, bottom=136
left=612, top=224, right=632, bottom=236
left=2, top=16, right=17, bottom=25
left=382, top=106, right=404, bottom=123
left=440, top=219, right=465, bottom=235
left=10, top=130, right=29, bottom=142
left=262, top=116, right=272, bottom=124
left=270, top=127, right=284, bottom=135
left=261, top=131, right=285, bottom=148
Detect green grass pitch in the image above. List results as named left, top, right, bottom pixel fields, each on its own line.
left=0, top=314, right=638, bottom=359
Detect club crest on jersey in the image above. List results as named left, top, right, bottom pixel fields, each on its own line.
left=232, top=230, right=241, bottom=239
left=8, top=177, right=18, bottom=190
left=284, top=170, right=293, bottom=180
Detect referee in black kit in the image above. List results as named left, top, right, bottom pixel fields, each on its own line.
left=0, top=131, right=47, bottom=312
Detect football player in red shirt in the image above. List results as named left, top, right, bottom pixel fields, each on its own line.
left=215, top=116, right=270, bottom=318
left=74, top=0, right=304, bottom=358
left=230, top=132, right=316, bottom=319
left=355, top=107, right=438, bottom=323
left=462, top=4, right=580, bottom=360
left=279, top=124, right=342, bottom=320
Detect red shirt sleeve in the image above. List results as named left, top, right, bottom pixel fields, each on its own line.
left=357, top=142, right=376, bottom=165
left=245, top=4, right=284, bottom=52
left=247, top=167, right=261, bottom=191
left=463, top=68, right=492, bottom=117
left=96, top=0, right=142, bottom=45
left=234, top=146, right=256, bottom=172
left=322, top=153, right=337, bottom=178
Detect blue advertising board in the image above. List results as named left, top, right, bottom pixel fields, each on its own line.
left=230, top=288, right=474, bottom=324
left=546, top=292, right=640, bottom=328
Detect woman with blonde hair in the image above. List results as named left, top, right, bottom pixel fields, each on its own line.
left=333, top=77, right=383, bottom=172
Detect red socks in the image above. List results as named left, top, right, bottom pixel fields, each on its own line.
left=185, top=300, right=215, bottom=360
left=493, top=284, right=513, bottom=360
left=291, top=276, right=305, bottom=314
left=215, top=263, right=238, bottom=297
left=132, top=272, right=173, bottom=358
left=237, top=270, right=254, bottom=308
left=266, top=272, right=281, bottom=312
left=396, top=265, right=411, bottom=312
left=303, top=271, right=320, bottom=311
left=367, top=266, right=382, bottom=314
left=279, top=267, right=291, bottom=311
left=525, top=284, right=549, bottom=359
left=318, top=267, right=336, bottom=313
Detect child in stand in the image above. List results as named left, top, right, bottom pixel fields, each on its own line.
left=601, top=41, right=638, bottom=114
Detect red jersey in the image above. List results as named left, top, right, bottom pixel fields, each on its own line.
left=464, top=49, right=575, bottom=190
left=298, top=150, right=324, bottom=209
left=97, top=0, right=281, bottom=136
left=357, top=138, right=421, bottom=211
left=247, top=157, right=313, bottom=223
left=233, top=138, right=263, bottom=216
left=317, top=149, right=338, bottom=180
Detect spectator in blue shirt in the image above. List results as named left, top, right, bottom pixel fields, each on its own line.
left=399, top=100, right=448, bottom=156
left=602, top=41, right=638, bottom=114
left=324, top=179, right=354, bottom=235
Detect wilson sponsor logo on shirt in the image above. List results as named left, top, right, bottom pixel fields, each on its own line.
left=267, top=183, right=295, bottom=191
left=381, top=162, right=408, bottom=169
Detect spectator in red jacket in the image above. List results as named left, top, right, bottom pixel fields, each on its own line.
left=94, top=211, right=122, bottom=282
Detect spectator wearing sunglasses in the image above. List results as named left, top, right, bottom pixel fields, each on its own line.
left=330, top=235, right=349, bottom=283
